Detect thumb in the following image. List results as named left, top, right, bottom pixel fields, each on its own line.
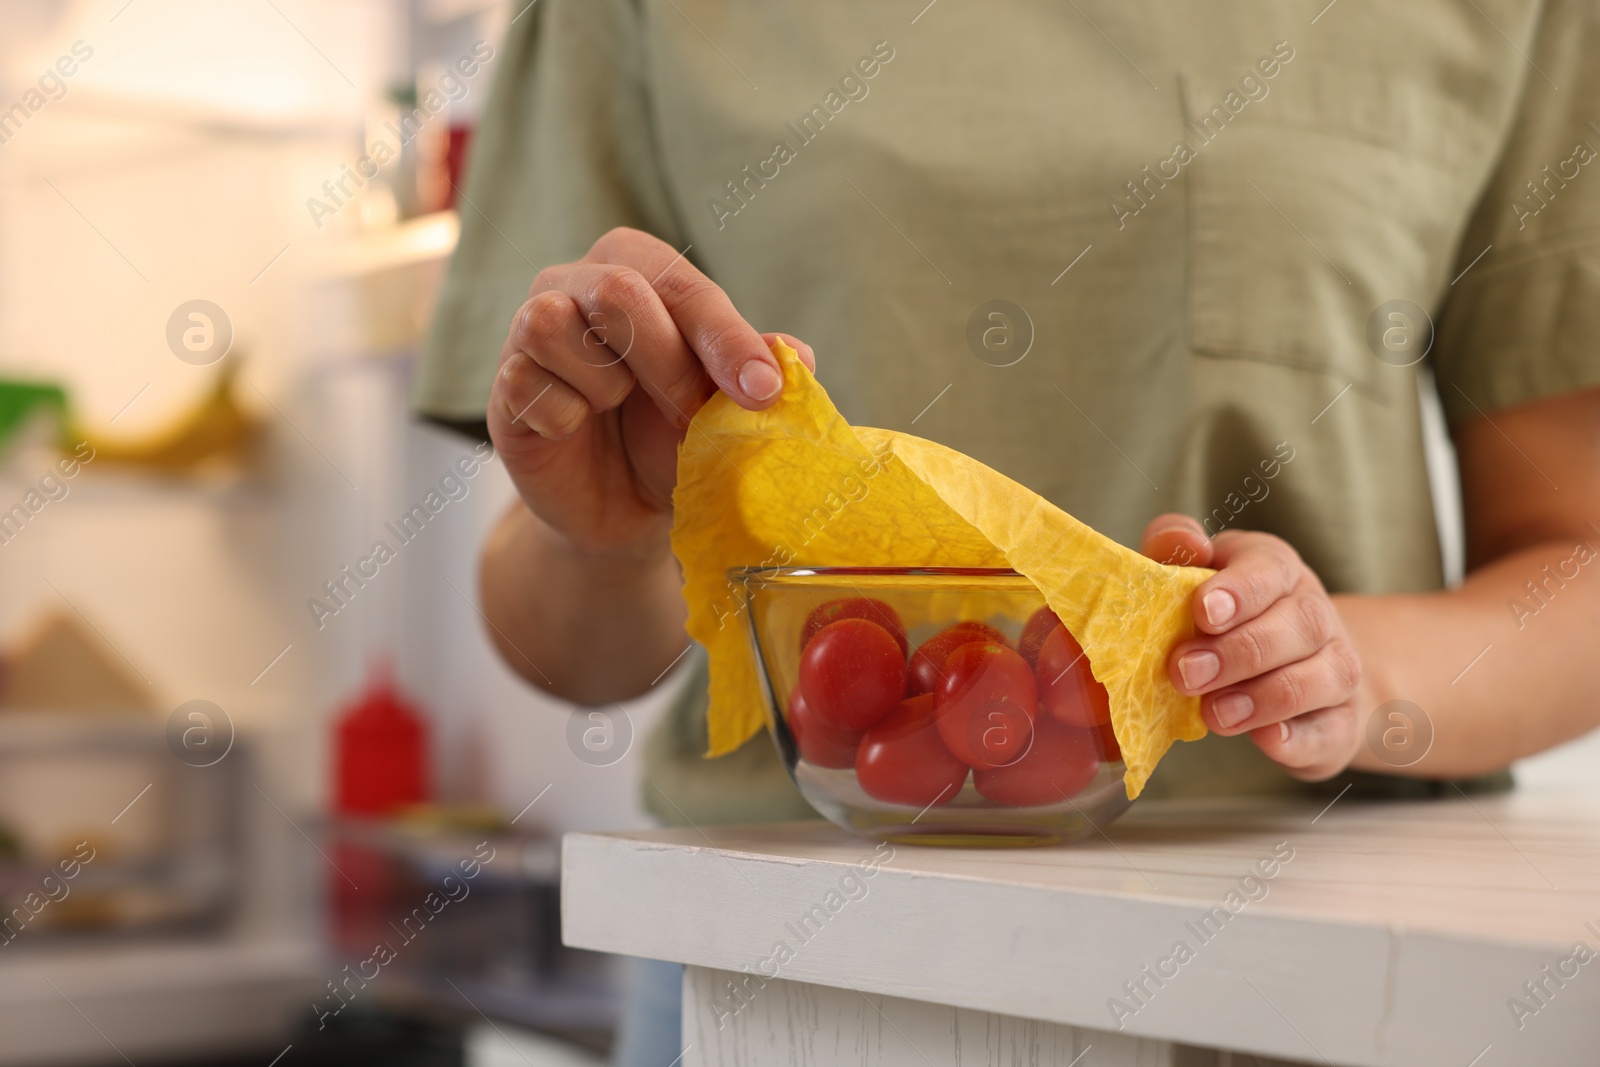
left=1140, top=513, right=1213, bottom=568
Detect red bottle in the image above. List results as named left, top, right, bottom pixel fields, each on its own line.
left=333, top=660, right=429, bottom=817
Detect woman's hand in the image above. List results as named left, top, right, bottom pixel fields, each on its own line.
left=487, top=226, right=814, bottom=559
left=1140, top=515, right=1364, bottom=780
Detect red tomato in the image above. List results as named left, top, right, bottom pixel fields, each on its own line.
left=1097, top=722, right=1122, bottom=764
left=787, top=685, right=863, bottom=769
left=1035, top=625, right=1111, bottom=729
left=934, top=642, right=1038, bottom=770
left=973, top=714, right=1102, bottom=807
left=798, top=618, right=907, bottom=732
left=854, top=694, right=970, bottom=807
left=1017, top=606, right=1061, bottom=667
left=800, top=598, right=908, bottom=657
left=905, top=621, right=1009, bottom=696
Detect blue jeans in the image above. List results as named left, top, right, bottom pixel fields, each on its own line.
left=611, top=956, right=684, bottom=1067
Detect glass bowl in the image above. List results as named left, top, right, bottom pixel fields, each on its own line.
left=737, top=566, right=1133, bottom=847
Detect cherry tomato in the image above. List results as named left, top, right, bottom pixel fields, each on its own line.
left=1035, top=625, right=1111, bottom=729
left=798, top=618, right=907, bottom=732
left=973, top=714, right=1102, bottom=807
left=854, top=694, right=970, bottom=807
left=905, top=621, right=1009, bottom=696
left=786, top=685, right=863, bottom=769
left=1017, top=606, right=1061, bottom=668
left=1097, top=721, right=1122, bottom=764
left=934, top=642, right=1038, bottom=770
left=800, top=597, right=908, bottom=657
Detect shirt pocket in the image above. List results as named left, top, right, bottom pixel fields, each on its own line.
left=1181, top=63, right=1505, bottom=390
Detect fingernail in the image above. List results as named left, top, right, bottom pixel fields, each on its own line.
left=1278, top=721, right=1291, bottom=744
left=1213, top=692, right=1253, bottom=730
left=1177, top=650, right=1220, bottom=691
left=737, top=360, right=782, bottom=402
left=1203, top=589, right=1237, bottom=628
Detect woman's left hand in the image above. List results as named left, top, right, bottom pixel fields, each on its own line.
left=1140, top=514, right=1365, bottom=780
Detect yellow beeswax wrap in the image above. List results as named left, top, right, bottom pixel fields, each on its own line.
left=672, top=341, right=1214, bottom=798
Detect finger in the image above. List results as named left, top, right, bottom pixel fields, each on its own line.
left=1171, top=590, right=1340, bottom=694
left=1139, top=513, right=1213, bottom=568
left=1202, top=640, right=1362, bottom=734
left=619, top=388, right=685, bottom=512
left=560, top=263, right=712, bottom=427
left=511, top=291, right=637, bottom=414
left=587, top=228, right=780, bottom=409
left=489, top=350, right=592, bottom=442
left=1191, top=531, right=1307, bottom=634
left=763, top=332, right=816, bottom=373
left=1249, top=703, right=1359, bottom=781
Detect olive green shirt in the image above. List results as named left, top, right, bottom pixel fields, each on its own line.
left=416, top=0, right=1600, bottom=823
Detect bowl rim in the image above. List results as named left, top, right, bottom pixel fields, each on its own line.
left=728, top=565, right=1025, bottom=581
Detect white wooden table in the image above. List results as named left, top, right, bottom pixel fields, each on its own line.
left=563, top=786, right=1600, bottom=1066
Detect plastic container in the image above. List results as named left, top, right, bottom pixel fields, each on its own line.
left=738, top=567, right=1133, bottom=847
left=333, top=662, right=430, bottom=817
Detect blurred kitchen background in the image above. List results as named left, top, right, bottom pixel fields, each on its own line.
left=2, top=1, right=1598, bottom=1065
left=0, top=1, right=674, bottom=1063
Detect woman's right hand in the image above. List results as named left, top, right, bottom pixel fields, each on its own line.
left=487, top=227, right=814, bottom=559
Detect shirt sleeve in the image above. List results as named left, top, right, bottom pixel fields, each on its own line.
left=1432, top=0, right=1600, bottom=426
left=412, top=0, right=686, bottom=422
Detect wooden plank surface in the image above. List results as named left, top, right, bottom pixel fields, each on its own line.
left=563, top=787, right=1600, bottom=1066
left=683, top=964, right=1175, bottom=1067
